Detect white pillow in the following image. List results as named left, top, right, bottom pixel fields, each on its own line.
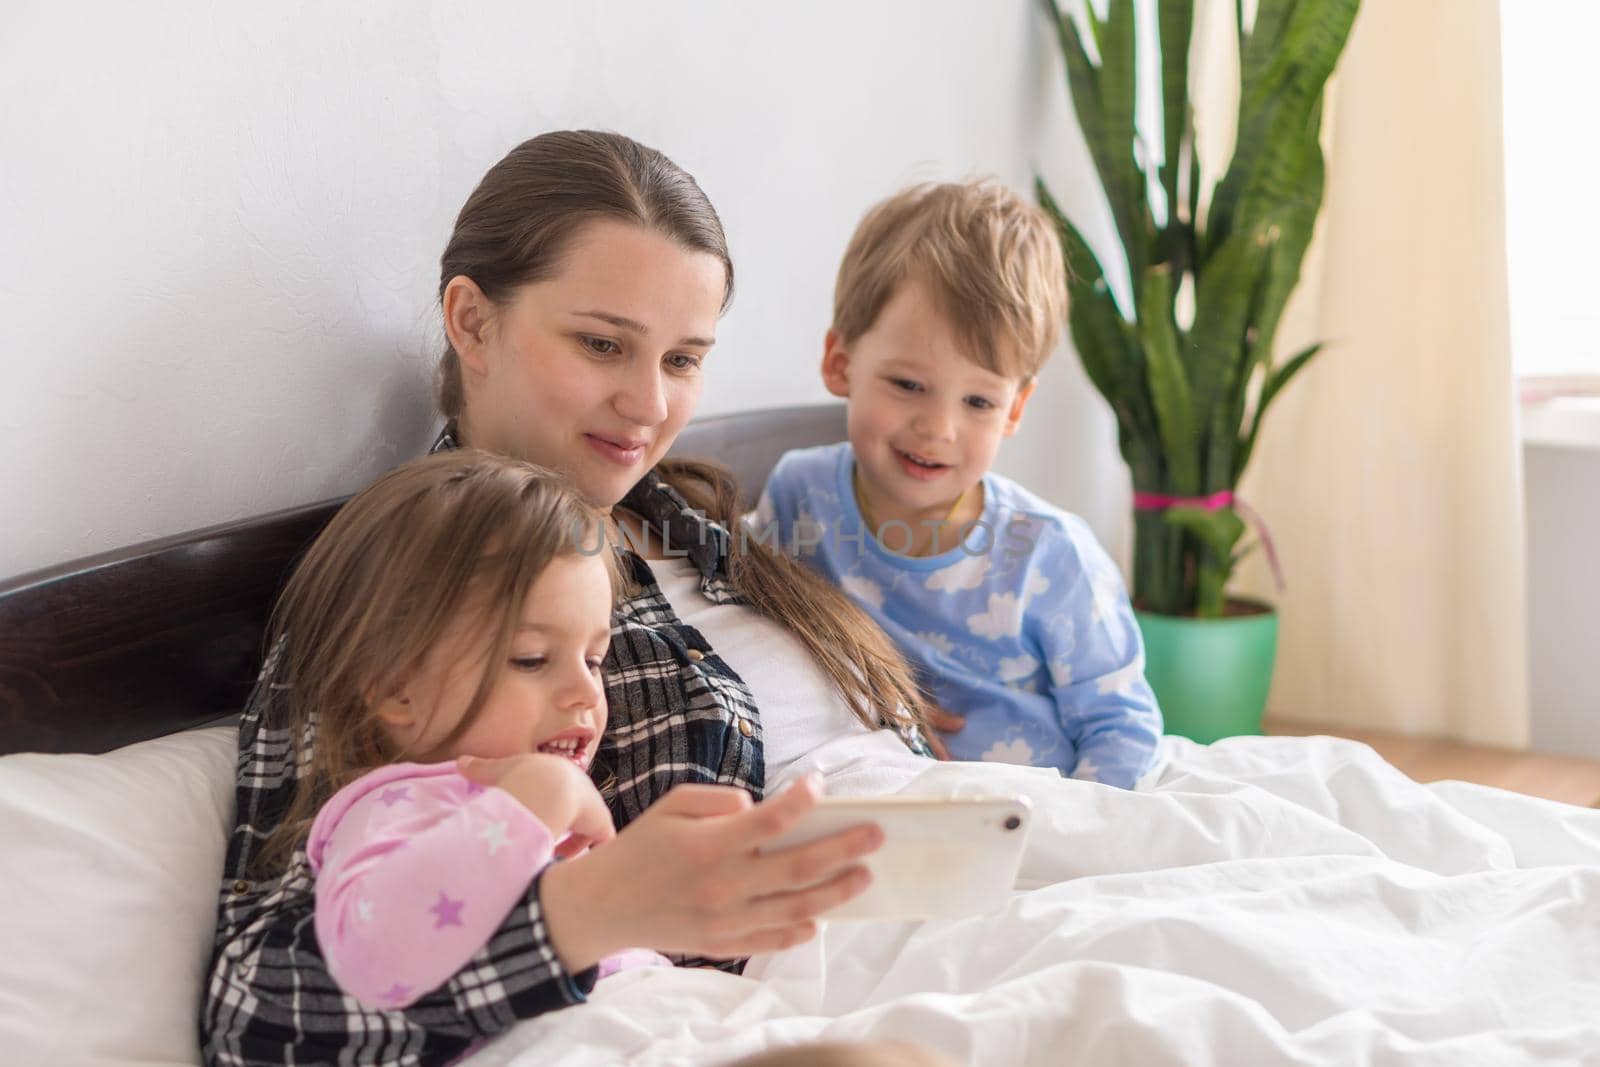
left=0, top=726, right=237, bottom=1067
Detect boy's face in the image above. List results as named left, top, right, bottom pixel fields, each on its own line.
left=822, top=279, right=1035, bottom=520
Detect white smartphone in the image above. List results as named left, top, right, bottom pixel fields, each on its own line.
left=761, top=794, right=1033, bottom=921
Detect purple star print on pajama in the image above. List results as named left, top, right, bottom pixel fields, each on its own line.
left=429, top=892, right=465, bottom=929
left=305, top=761, right=670, bottom=1011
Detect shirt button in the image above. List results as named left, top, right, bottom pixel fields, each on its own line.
left=738, top=719, right=754, bottom=738
left=231, top=880, right=250, bottom=895
left=686, top=649, right=705, bottom=662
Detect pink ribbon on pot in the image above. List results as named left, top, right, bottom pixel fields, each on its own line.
left=1132, top=490, right=1285, bottom=593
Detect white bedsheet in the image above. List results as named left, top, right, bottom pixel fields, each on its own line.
left=469, top=734, right=1600, bottom=1066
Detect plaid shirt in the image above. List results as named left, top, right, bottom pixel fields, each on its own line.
left=202, top=429, right=924, bottom=1066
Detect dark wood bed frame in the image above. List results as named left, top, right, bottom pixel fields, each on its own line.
left=0, top=404, right=845, bottom=756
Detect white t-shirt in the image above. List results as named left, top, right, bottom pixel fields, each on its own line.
left=648, top=557, right=930, bottom=796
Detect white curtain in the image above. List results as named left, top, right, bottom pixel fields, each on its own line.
left=1231, top=0, right=1529, bottom=746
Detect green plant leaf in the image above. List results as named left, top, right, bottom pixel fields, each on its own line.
left=1158, top=0, right=1195, bottom=231
left=1139, top=266, right=1200, bottom=494
left=1207, top=224, right=1284, bottom=488
left=1044, top=0, right=1152, bottom=304
left=1187, top=126, right=1203, bottom=253
left=1036, top=0, right=1361, bottom=616
left=1039, top=177, right=1163, bottom=486
left=1164, top=506, right=1246, bottom=617
left=1234, top=341, right=1324, bottom=480
left=1164, top=506, right=1246, bottom=560
left=1209, top=0, right=1357, bottom=250
left=1195, top=559, right=1230, bottom=618
left=1239, top=0, right=1297, bottom=98
left=1133, top=510, right=1190, bottom=614
left=1185, top=222, right=1268, bottom=483
left=1240, top=103, right=1326, bottom=376
left=1097, top=0, right=1149, bottom=295
left=1205, top=86, right=1331, bottom=490
left=1082, top=0, right=1106, bottom=53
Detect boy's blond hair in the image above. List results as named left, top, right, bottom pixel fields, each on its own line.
left=832, top=178, right=1068, bottom=381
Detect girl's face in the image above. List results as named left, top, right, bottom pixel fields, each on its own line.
left=448, top=219, right=728, bottom=510
left=383, top=553, right=615, bottom=771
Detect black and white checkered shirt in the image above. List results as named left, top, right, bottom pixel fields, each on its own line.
left=202, top=434, right=767, bottom=1067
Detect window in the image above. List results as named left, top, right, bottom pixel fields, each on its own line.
left=1501, top=1, right=1600, bottom=390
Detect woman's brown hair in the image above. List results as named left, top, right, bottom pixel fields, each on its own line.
left=437, top=130, right=929, bottom=739
left=255, top=450, right=616, bottom=875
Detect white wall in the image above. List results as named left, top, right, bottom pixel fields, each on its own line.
left=0, top=0, right=1127, bottom=581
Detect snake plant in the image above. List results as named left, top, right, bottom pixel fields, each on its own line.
left=1036, top=0, right=1359, bottom=617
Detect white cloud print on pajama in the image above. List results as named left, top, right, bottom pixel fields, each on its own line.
left=756, top=443, right=1163, bottom=788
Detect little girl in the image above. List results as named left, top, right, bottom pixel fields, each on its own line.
left=232, top=451, right=660, bottom=1037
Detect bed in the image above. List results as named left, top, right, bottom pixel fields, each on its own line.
left=3, top=403, right=1598, bottom=1067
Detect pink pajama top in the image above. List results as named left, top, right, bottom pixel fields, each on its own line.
left=307, top=762, right=665, bottom=1010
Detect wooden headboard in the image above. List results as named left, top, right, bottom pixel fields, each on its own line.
left=0, top=403, right=845, bottom=756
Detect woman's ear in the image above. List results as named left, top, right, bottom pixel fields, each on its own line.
left=820, top=330, right=853, bottom=398
left=443, top=275, right=495, bottom=377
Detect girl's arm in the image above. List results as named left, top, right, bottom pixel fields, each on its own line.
left=206, top=774, right=884, bottom=1061
left=308, top=762, right=577, bottom=1010
left=531, top=775, right=884, bottom=970
left=316, top=765, right=884, bottom=1018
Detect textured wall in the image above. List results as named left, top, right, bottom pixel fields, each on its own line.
left=0, top=0, right=1126, bottom=580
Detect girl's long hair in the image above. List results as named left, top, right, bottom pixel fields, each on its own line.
left=439, top=130, right=930, bottom=738
left=254, top=450, right=614, bottom=875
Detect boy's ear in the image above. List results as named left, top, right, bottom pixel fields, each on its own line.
left=443, top=275, right=495, bottom=377
left=820, top=330, right=853, bottom=398
left=1002, top=379, right=1038, bottom=438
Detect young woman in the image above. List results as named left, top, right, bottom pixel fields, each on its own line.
left=204, top=131, right=936, bottom=1067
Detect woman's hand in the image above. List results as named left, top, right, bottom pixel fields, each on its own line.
left=537, top=774, right=882, bottom=971
left=923, top=704, right=967, bottom=761
left=456, top=753, right=616, bottom=858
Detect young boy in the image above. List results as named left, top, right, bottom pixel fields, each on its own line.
left=754, top=179, right=1162, bottom=788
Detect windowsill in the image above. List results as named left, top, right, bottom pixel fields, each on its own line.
left=1521, top=394, right=1600, bottom=451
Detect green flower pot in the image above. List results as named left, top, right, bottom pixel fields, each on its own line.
left=1135, top=603, right=1279, bottom=744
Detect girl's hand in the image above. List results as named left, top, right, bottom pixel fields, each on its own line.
left=456, top=753, right=616, bottom=858
left=537, top=774, right=882, bottom=971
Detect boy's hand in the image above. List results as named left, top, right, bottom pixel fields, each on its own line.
left=923, top=704, right=966, bottom=761
left=456, top=753, right=616, bottom=858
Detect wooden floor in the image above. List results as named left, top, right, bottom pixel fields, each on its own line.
left=1265, top=717, right=1600, bottom=808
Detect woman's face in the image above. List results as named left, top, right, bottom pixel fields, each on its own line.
left=450, top=219, right=727, bottom=509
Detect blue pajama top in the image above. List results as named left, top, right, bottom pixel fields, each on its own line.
left=755, top=442, right=1162, bottom=788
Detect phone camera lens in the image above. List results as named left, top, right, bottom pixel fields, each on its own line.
left=1004, top=815, right=1022, bottom=831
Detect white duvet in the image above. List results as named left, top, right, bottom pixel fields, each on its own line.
left=469, top=734, right=1600, bottom=1067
